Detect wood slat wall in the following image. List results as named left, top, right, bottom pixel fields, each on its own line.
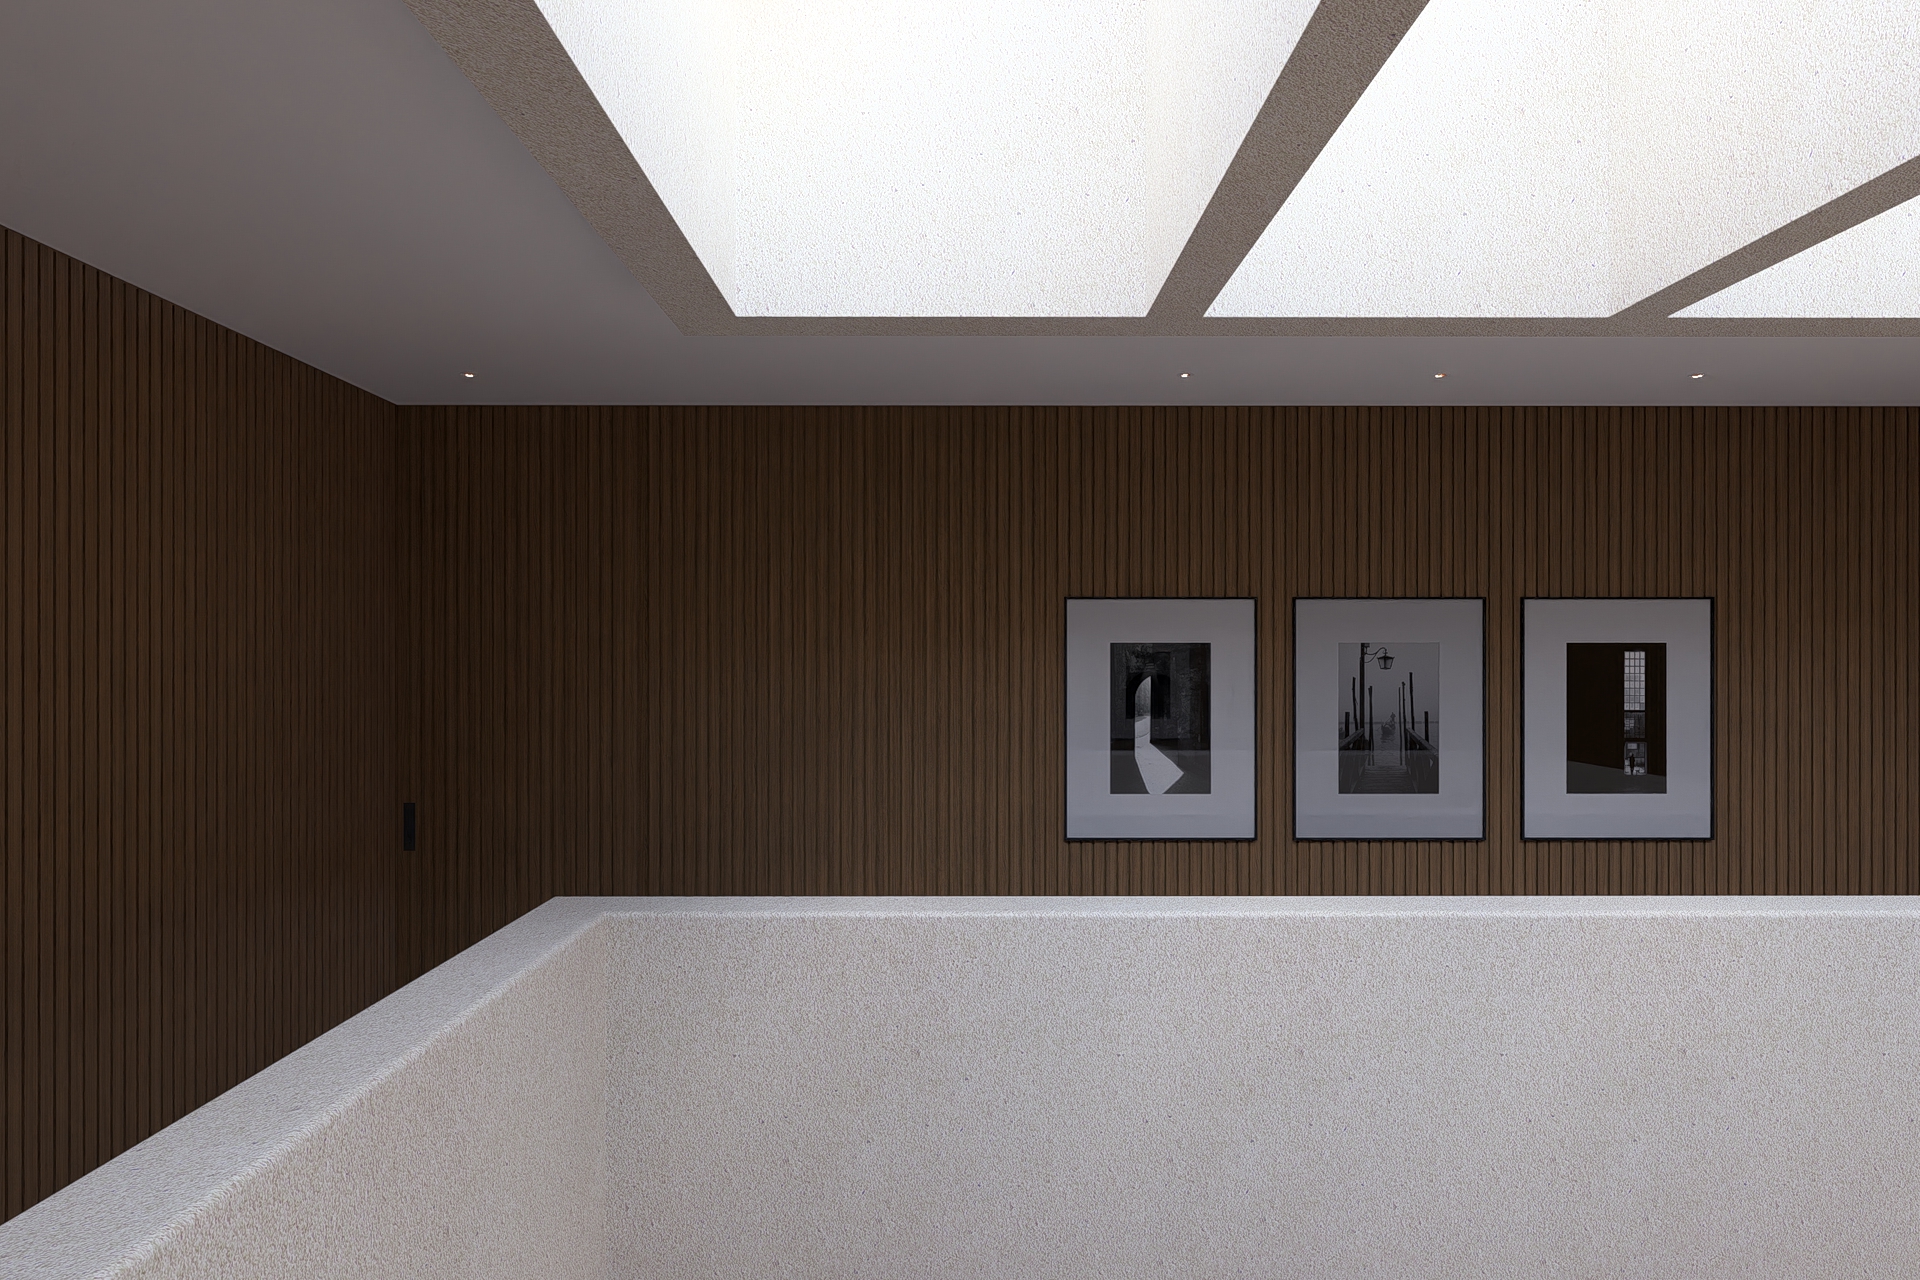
left=7, top=218, right=1919, bottom=1226
left=2, top=228, right=397, bottom=1222
left=395, top=406, right=1919, bottom=983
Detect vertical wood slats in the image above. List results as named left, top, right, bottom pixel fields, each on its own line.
left=394, top=406, right=1920, bottom=983
left=1, top=229, right=397, bottom=1224
left=6, top=218, right=1920, bottom=1227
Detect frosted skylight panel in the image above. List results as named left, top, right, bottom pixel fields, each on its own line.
left=1211, top=0, right=1920, bottom=319
left=1678, top=194, right=1920, bottom=318
left=539, top=0, right=741, bottom=298
left=536, top=0, right=1320, bottom=317
left=1211, top=0, right=1609, bottom=317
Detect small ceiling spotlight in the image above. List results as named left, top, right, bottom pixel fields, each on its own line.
left=463, top=371, right=477, bottom=379
left=1433, top=372, right=1447, bottom=379
left=1690, top=373, right=1705, bottom=379
left=1179, top=372, right=1191, bottom=378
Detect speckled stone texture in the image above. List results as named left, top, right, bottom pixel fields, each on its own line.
left=606, top=899, right=1920, bottom=1280
left=7, top=898, right=1920, bottom=1279
left=0, top=899, right=608, bottom=1280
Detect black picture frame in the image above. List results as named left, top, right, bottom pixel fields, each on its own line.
left=1067, top=598, right=1259, bottom=844
left=1521, top=597, right=1716, bottom=841
left=1292, top=597, right=1487, bottom=842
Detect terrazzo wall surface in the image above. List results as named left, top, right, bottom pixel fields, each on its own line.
left=0, top=899, right=605, bottom=1280
left=605, top=898, right=1920, bottom=1280
left=8, top=898, right=1920, bottom=1280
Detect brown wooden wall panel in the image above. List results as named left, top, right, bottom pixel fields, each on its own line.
left=7, top=214, right=1919, bottom=1227
left=2, top=228, right=397, bottom=1223
left=394, top=406, right=1920, bottom=983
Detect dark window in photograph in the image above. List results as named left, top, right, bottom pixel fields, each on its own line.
left=1566, top=643, right=1667, bottom=793
left=1109, top=643, right=1211, bottom=794
left=1336, top=642, right=1440, bottom=794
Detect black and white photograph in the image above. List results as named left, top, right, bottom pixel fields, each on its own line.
left=1295, top=599, right=1484, bottom=840
left=1066, top=599, right=1254, bottom=840
left=1566, top=643, right=1667, bottom=793
left=1523, top=599, right=1713, bottom=839
left=1336, top=641, right=1440, bottom=795
left=1109, top=642, right=1211, bottom=795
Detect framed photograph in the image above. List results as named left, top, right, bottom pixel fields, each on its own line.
left=1065, top=598, right=1255, bottom=840
left=1293, top=598, right=1485, bottom=840
left=1522, top=598, right=1714, bottom=840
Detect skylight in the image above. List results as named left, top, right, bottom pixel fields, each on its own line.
left=1209, top=0, right=1920, bottom=319
left=534, top=0, right=1320, bottom=317
left=1678, top=193, right=1920, bottom=319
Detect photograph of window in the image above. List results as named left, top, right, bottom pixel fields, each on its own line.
left=1523, top=599, right=1713, bottom=840
left=1566, top=642, right=1666, bottom=793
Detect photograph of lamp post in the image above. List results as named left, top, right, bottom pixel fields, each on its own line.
left=1338, top=641, right=1441, bottom=794
left=1295, top=599, right=1484, bottom=840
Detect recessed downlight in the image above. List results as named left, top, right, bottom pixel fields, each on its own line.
left=1179, top=372, right=1191, bottom=378
left=1433, top=373, right=1447, bottom=379
left=463, top=372, right=476, bottom=379
left=1690, top=373, right=1705, bottom=379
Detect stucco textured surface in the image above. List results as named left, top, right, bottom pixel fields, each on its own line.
left=1215, top=0, right=1920, bottom=318
left=0, top=900, right=607, bottom=1280
left=6, top=897, right=1920, bottom=1279
left=1682, top=192, right=1920, bottom=318
left=608, top=898, right=1920, bottom=1280
left=534, top=0, right=1323, bottom=317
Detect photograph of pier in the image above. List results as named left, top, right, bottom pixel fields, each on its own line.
left=1337, top=642, right=1440, bottom=794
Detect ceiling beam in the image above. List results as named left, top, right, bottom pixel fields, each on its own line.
left=1614, top=155, right=1920, bottom=322
left=400, top=0, right=737, bottom=335
left=1145, top=0, right=1432, bottom=323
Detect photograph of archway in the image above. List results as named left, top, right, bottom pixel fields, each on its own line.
left=1065, top=598, right=1255, bottom=840
left=1109, top=642, right=1211, bottom=795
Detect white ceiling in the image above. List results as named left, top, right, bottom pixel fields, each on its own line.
left=3, top=0, right=1919, bottom=405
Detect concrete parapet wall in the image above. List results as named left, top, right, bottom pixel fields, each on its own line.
left=0, top=901, right=607, bottom=1280
left=7, top=898, right=1920, bottom=1278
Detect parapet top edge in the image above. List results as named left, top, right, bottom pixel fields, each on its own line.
left=578, top=895, right=1920, bottom=920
